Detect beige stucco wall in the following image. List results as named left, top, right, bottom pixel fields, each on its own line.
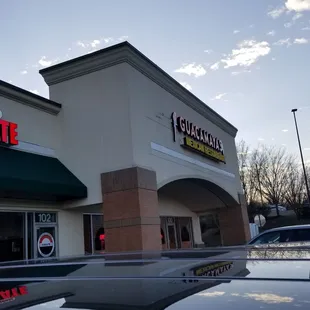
left=58, top=210, right=84, bottom=257
left=48, top=63, right=135, bottom=207
left=125, top=64, right=242, bottom=201
left=47, top=62, right=242, bottom=207
left=0, top=96, right=60, bottom=151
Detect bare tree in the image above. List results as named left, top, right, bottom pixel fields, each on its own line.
left=236, top=140, right=250, bottom=202
left=285, top=161, right=305, bottom=219
left=258, top=146, right=294, bottom=216
left=249, top=146, right=266, bottom=206
left=236, top=140, right=259, bottom=206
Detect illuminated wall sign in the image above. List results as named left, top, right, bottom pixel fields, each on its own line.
left=171, top=112, right=225, bottom=163
left=0, top=118, right=18, bottom=146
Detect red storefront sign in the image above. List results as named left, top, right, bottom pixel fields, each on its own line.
left=0, top=119, right=18, bottom=145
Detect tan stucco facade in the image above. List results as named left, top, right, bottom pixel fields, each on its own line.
left=0, top=42, right=249, bottom=260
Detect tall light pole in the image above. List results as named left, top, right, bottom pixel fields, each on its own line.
left=291, top=108, right=310, bottom=206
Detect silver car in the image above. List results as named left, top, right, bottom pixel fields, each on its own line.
left=248, top=224, right=310, bottom=245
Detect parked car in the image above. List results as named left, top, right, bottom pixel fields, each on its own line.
left=268, top=205, right=287, bottom=217
left=0, top=247, right=309, bottom=309
left=248, top=224, right=310, bottom=245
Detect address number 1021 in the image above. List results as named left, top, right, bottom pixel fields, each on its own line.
left=36, top=213, right=56, bottom=223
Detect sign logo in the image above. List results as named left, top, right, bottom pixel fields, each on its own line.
left=171, top=112, right=225, bottom=163
left=192, top=261, right=234, bottom=277
left=0, top=112, right=18, bottom=146
left=38, top=232, right=55, bottom=258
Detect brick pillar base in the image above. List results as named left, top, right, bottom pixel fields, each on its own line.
left=101, top=166, right=161, bottom=254
left=219, top=194, right=250, bottom=246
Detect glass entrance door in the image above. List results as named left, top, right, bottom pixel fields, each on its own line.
left=167, top=224, right=177, bottom=249
left=35, top=226, right=57, bottom=259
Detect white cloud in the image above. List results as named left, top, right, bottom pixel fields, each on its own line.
left=204, top=49, right=213, bottom=54
left=179, top=81, right=192, bottom=91
left=210, top=62, right=220, bottom=71
left=77, top=39, right=102, bottom=48
left=76, top=37, right=118, bottom=50
left=231, top=69, right=251, bottom=76
left=90, top=39, right=101, bottom=48
left=118, top=35, right=129, bottom=41
left=284, top=22, right=294, bottom=28
left=258, top=137, right=265, bottom=141
left=38, top=56, right=58, bottom=67
left=268, top=6, right=286, bottom=18
left=294, top=37, right=308, bottom=44
left=29, top=89, right=40, bottom=95
left=292, top=12, right=303, bottom=20
left=221, top=40, right=271, bottom=69
left=103, top=37, right=114, bottom=43
left=285, top=0, right=310, bottom=12
left=211, top=93, right=227, bottom=100
left=267, top=30, right=276, bottom=36
left=20, top=70, right=27, bottom=75
left=282, top=129, right=289, bottom=132
left=174, top=63, right=207, bottom=77
left=304, top=147, right=310, bottom=151
left=233, top=30, right=240, bottom=34
left=274, top=38, right=292, bottom=47
left=77, top=41, right=87, bottom=48
left=231, top=71, right=241, bottom=76
left=302, top=26, right=310, bottom=30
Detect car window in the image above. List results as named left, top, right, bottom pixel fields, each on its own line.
left=279, top=230, right=295, bottom=242
left=250, top=231, right=281, bottom=245
left=291, top=229, right=310, bottom=242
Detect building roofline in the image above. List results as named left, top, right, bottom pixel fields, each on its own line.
left=39, top=41, right=238, bottom=136
left=0, top=80, right=61, bottom=115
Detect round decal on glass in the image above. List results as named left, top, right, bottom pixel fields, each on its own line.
left=37, top=232, right=55, bottom=258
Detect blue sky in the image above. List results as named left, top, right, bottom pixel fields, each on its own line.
left=1, top=0, right=310, bottom=163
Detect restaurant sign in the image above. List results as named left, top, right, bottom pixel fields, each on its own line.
left=171, top=112, right=225, bottom=163
left=0, top=112, right=18, bottom=146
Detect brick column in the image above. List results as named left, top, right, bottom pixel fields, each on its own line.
left=101, top=166, right=161, bottom=253
left=219, top=194, right=250, bottom=246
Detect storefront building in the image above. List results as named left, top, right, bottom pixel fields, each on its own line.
left=0, top=42, right=250, bottom=261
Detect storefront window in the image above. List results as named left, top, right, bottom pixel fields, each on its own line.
left=0, top=212, right=25, bottom=262
left=200, top=213, right=222, bottom=246
left=83, top=214, right=104, bottom=254
left=0, top=211, right=58, bottom=262
left=94, top=227, right=105, bottom=252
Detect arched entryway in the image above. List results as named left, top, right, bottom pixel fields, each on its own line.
left=158, top=177, right=249, bottom=248
left=101, top=166, right=250, bottom=253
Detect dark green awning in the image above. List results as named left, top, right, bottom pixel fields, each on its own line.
left=0, top=146, right=87, bottom=201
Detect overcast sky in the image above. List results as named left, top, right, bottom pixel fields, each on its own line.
left=1, top=0, right=310, bottom=164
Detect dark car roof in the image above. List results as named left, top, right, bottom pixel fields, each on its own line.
left=0, top=247, right=310, bottom=309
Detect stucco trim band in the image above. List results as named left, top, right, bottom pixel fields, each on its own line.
left=0, top=80, right=61, bottom=115
left=151, top=142, right=235, bottom=179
